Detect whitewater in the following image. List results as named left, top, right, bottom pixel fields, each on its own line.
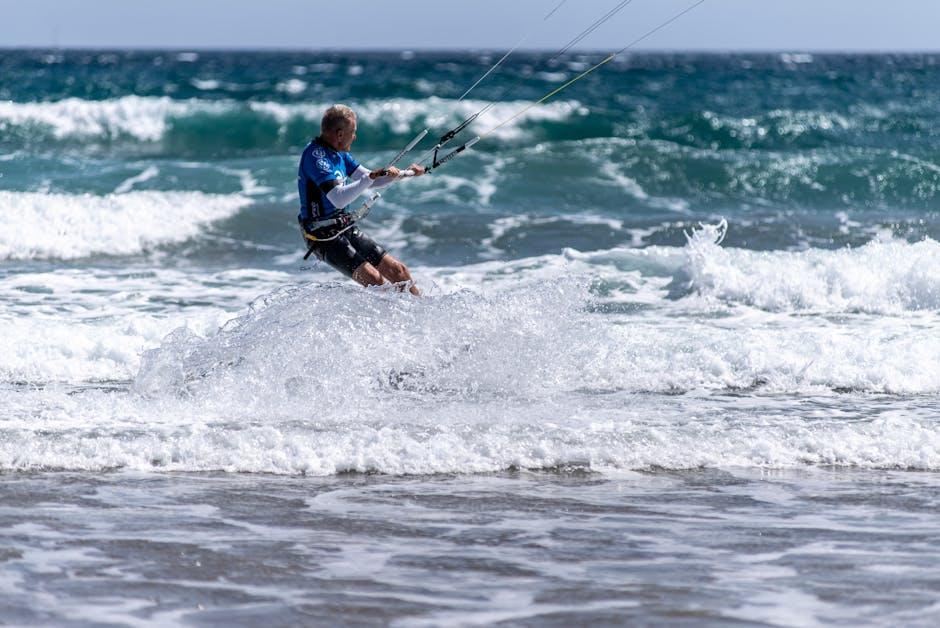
left=1, top=49, right=940, bottom=625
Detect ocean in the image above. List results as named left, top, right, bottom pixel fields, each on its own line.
left=1, top=49, right=939, bottom=625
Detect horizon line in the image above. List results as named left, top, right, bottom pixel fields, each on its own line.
left=2, top=45, right=940, bottom=55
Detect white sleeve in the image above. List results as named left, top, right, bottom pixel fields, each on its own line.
left=353, top=164, right=399, bottom=190
left=325, top=174, right=374, bottom=210
left=369, top=173, right=398, bottom=189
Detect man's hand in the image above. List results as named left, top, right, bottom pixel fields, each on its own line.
left=369, top=167, right=400, bottom=180
left=407, top=163, right=427, bottom=176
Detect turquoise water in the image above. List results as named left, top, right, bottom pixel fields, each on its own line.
left=1, top=49, right=940, bottom=624
left=3, top=50, right=939, bottom=260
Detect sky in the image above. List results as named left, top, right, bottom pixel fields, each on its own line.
left=1, top=0, right=938, bottom=51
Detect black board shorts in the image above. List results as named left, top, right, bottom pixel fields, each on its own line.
left=303, top=226, right=387, bottom=278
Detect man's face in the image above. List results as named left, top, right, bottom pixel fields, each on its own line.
left=337, top=119, right=357, bottom=151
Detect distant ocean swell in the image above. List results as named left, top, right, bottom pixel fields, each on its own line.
left=2, top=94, right=937, bottom=152
left=2, top=95, right=938, bottom=212
left=0, top=96, right=585, bottom=150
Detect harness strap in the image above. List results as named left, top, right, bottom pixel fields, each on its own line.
left=302, top=223, right=355, bottom=244
left=300, top=213, right=360, bottom=259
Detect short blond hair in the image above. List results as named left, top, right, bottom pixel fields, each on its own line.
left=321, top=104, right=356, bottom=134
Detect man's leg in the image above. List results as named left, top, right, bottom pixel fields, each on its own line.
left=346, top=228, right=420, bottom=296
left=351, top=261, right=385, bottom=288
left=376, top=254, right=420, bottom=296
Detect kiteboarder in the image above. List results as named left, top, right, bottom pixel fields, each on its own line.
left=298, top=105, right=425, bottom=295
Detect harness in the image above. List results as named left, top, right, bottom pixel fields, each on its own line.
left=299, top=194, right=380, bottom=259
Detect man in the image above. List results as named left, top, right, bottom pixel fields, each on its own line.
left=298, top=104, right=425, bottom=295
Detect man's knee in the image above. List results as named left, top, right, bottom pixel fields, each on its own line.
left=352, top=262, right=383, bottom=286
left=389, top=261, right=410, bottom=281
left=379, top=257, right=410, bottom=281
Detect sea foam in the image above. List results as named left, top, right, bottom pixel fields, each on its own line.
left=0, top=263, right=937, bottom=474
left=438, top=221, right=940, bottom=315
left=685, top=221, right=940, bottom=313
left=3, top=377, right=938, bottom=475
left=0, top=267, right=289, bottom=383
left=134, top=276, right=940, bottom=404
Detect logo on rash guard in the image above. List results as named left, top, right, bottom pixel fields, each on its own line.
left=316, top=158, right=331, bottom=173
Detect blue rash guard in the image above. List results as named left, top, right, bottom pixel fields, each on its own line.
left=297, top=137, right=362, bottom=222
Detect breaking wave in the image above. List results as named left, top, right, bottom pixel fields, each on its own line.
left=1, top=275, right=936, bottom=475
left=1, top=390, right=938, bottom=474
left=0, top=190, right=251, bottom=260
left=1, top=225, right=938, bottom=475
left=132, top=274, right=940, bottom=402
left=684, top=221, right=940, bottom=313
left=0, top=95, right=585, bottom=154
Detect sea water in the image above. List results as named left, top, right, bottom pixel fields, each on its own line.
left=1, top=50, right=939, bottom=625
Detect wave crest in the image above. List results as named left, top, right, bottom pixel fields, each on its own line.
left=685, top=222, right=940, bottom=313
left=0, top=190, right=250, bottom=260
left=134, top=273, right=940, bottom=405
left=0, top=96, right=585, bottom=154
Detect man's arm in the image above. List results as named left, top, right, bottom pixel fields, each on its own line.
left=321, top=174, right=374, bottom=209
left=348, top=165, right=393, bottom=190
left=352, top=164, right=426, bottom=190
left=322, top=164, right=415, bottom=208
